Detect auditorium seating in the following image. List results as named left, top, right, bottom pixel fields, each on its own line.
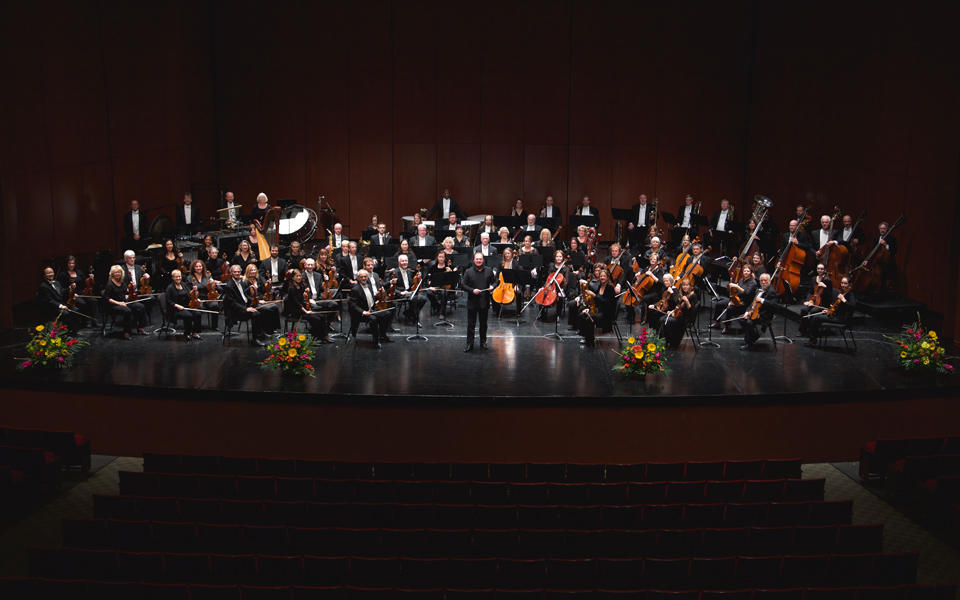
left=5, top=456, right=953, bottom=599
left=0, top=425, right=91, bottom=472
left=0, top=425, right=91, bottom=507
left=859, top=436, right=960, bottom=480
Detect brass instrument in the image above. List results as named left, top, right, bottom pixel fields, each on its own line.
left=650, top=198, right=658, bottom=225
left=727, top=203, right=734, bottom=229
left=693, top=200, right=702, bottom=216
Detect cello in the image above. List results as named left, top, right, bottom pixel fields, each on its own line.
left=534, top=260, right=566, bottom=307
left=491, top=272, right=516, bottom=305
left=585, top=227, right=600, bottom=265
left=772, top=205, right=810, bottom=296
left=819, top=206, right=847, bottom=284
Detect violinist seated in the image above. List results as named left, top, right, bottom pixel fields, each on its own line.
left=797, top=263, right=832, bottom=332
left=644, top=237, right=672, bottom=270
left=746, top=251, right=767, bottom=278
left=164, top=269, right=203, bottom=340
left=187, top=259, right=221, bottom=331
left=805, top=275, right=856, bottom=345
left=739, top=273, right=779, bottom=350
left=390, top=254, right=426, bottom=324
left=120, top=249, right=155, bottom=318
left=348, top=269, right=392, bottom=348
left=221, top=265, right=273, bottom=346
left=37, top=266, right=82, bottom=335
left=604, top=243, right=632, bottom=287
left=365, top=257, right=398, bottom=332
left=575, top=266, right=615, bottom=348
left=245, top=264, right=281, bottom=333
left=712, top=264, right=758, bottom=334
left=285, top=240, right=307, bottom=269
left=285, top=270, right=333, bottom=343
left=473, top=232, right=499, bottom=259
left=660, top=277, right=700, bottom=349
left=302, top=258, right=340, bottom=327
left=645, top=273, right=676, bottom=332
left=103, top=264, right=147, bottom=339
left=426, top=251, right=456, bottom=317
left=261, top=244, right=289, bottom=297
left=57, top=255, right=95, bottom=328
left=232, top=240, right=259, bottom=272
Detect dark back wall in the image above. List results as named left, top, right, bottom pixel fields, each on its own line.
left=2, top=1, right=958, bottom=334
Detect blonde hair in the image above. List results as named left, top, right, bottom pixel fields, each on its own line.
left=109, top=265, right=124, bottom=279
left=244, top=264, right=259, bottom=281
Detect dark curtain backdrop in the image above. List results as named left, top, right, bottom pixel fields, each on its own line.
left=1, top=0, right=958, bottom=335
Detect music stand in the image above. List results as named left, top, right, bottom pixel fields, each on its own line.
left=773, top=302, right=795, bottom=344
left=493, top=216, right=524, bottom=232
left=483, top=254, right=499, bottom=269
left=535, top=217, right=559, bottom=233
left=611, top=208, right=633, bottom=222
left=517, top=253, right=543, bottom=271
left=491, top=242, right=515, bottom=254
left=699, top=277, right=722, bottom=348
left=368, top=244, right=393, bottom=274
left=661, top=212, right=677, bottom=227
left=328, top=279, right=350, bottom=340
left=405, top=276, right=428, bottom=342
left=569, top=215, right=599, bottom=230
left=451, top=253, right=470, bottom=270
left=412, top=245, right=437, bottom=268
left=432, top=270, right=459, bottom=328
left=568, top=252, right=586, bottom=272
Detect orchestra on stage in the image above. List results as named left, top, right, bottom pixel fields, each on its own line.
left=37, top=190, right=901, bottom=351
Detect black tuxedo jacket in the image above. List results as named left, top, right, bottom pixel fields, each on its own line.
left=121, top=264, right=148, bottom=287
left=629, top=203, right=656, bottom=228
left=37, top=280, right=65, bottom=311
left=428, top=197, right=466, bottom=221
left=389, top=267, right=418, bottom=292
left=175, top=205, right=199, bottom=230
left=123, top=211, right=144, bottom=238
left=461, top=266, right=496, bottom=311
left=348, top=281, right=379, bottom=317
left=710, top=209, right=736, bottom=232
left=336, top=254, right=362, bottom=281
left=222, top=278, right=254, bottom=317
left=261, top=257, right=288, bottom=282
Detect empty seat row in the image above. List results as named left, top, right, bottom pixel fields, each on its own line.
left=62, top=519, right=884, bottom=558
left=888, top=455, right=960, bottom=486
left=0, top=579, right=954, bottom=600
left=143, top=454, right=802, bottom=483
left=93, top=495, right=854, bottom=530
left=860, top=437, right=960, bottom=480
left=119, top=472, right=825, bottom=505
left=27, top=549, right=919, bottom=589
left=0, top=426, right=90, bottom=471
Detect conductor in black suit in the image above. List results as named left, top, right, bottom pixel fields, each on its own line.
left=175, top=192, right=200, bottom=235
left=427, top=188, right=467, bottom=221
left=461, top=251, right=496, bottom=352
left=348, top=269, right=391, bottom=348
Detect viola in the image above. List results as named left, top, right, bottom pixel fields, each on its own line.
left=808, top=276, right=826, bottom=308
left=206, top=279, right=219, bottom=301
left=264, top=279, right=274, bottom=302
left=126, top=281, right=139, bottom=302
left=138, top=274, right=152, bottom=296
left=249, top=283, right=260, bottom=308
left=67, top=283, right=77, bottom=309
left=188, top=287, right=201, bottom=309
left=220, top=262, right=230, bottom=283
left=83, top=273, right=95, bottom=296
left=304, top=287, right=311, bottom=308
left=670, top=292, right=693, bottom=319
left=655, top=286, right=673, bottom=313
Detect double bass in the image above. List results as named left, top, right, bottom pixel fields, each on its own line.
left=852, top=215, right=904, bottom=293
left=819, top=206, right=847, bottom=284
left=772, top=205, right=810, bottom=296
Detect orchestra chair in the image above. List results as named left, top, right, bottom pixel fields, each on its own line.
left=155, top=293, right=178, bottom=339
left=281, top=297, right=305, bottom=334
left=610, top=302, right=624, bottom=346
left=98, top=297, right=120, bottom=338
left=816, top=320, right=857, bottom=353
left=684, top=320, right=701, bottom=351
left=221, top=306, right=252, bottom=345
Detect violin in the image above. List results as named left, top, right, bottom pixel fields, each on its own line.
left=126, top=281, right=138, bottom=302
left=138, top=274, right=152, bottom=296
left=808, top=276, right=826, bottom=308
left=67, top=283, right=77, bottom=309
left=188, top=287, right=201, bottom=309
left=655, top=286, right=673, bottom=313
left=670, top=291, right=693, bottom=319
left=220, top=262, right=230, bottom=283
left=206, top=279, right=219, bottom=301
left=83, top=273, right=95, bottom=296
left=304, top=287, right=312, bottom=308
left=249, top=282, right=260, bottom=308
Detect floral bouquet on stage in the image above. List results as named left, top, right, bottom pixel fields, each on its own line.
left=886, top=315, right=955, bottom=375
left=17, top=322, right=87, bottom=370
left=260, top=332, right=317, bottom=377
left=612, top=327, right=667, bottom=377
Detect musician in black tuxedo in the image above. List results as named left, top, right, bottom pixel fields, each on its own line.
left=348, top=269, right=391, bottom=348
left=370, top=223, right=393, bottom=247
left=388, top=254, right=426, bottom=324
left=708, top=198, right=737, bottom=256
left=261, top=245, right=288, bottom=291
left=778, top=219, right=815, bottom=256
left=222, top=264, right=271, bottom=345
left=409, top=224, right=436, bottom=248
left=861, top=221, right=898, bottom=292
left=302, top=259, right=340, bottom=327
left=473, top=233, right=499, bottom=259
left=574, top=195, right=599, bottom=225
left=336, top=241, right=363, bottom=286
left=122, top=199, right=147, bottom=252
left=539, top=195, right=562, bottom=224
left=740, top=273, right=779, bottom=350
left=627, top=194, right=657, bottom=250
left=460, top=252, right=496, bottom=352
left=175, top=192, right=200, bottom=235
left=427, top=188, right=466, bottom=221
left=837, top=214, right=864, bottom=249
left=37, top=267, right=81, bottom=333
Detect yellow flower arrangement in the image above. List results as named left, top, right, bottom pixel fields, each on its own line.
left=614, top=327, right=668, bottom=377
left=886, top=316, right=955, bottom=375
left=17, top=322, right=87, bottom=371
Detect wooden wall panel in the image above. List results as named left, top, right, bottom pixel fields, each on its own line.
left=437, top=144, right=481, bottom=219
left=523, top=145, right=567, bottom=220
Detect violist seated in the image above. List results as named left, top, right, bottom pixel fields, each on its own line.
left=37, top=266, right=82, bottom=335
left=656, top=276, right=700, bottom=348
left=285, top=269, right=333, bottom=344
left=222, top=264, right=277, bottom=346
left=712, top=264, right=757, bottom=334
left=164, top=269, right=202, bottom=340
left=740, top=272, right=778, bottom=350
left=103, top=264, right=147, bottom=339
left=803, top=275, right=856, bottom=345
left=574, top=265, right=615, bottom=347
left=389, top=254, right=426, bottom=324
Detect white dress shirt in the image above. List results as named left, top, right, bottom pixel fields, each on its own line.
left=717, top=209, right=728, bottom=231
left=636, top=204, right=647, bottom=226
left=362, top=284, right=375, bottom=310
left=819, top=230, right=831, bottom=249
left=184, top=205, right=192, bottom=225
left=131, top=211, right=140, bottom=235
left=681, top=206, right=692, bottom=228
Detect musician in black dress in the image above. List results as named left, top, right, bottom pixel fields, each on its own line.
left=646, top=273, right=676, bottom=332
left=103, top=264, right=147, bottom=339
left=634, top=252, right=666, bottom=324
left=251, top=192, right=270, bottom=223
left=712, top=264, right=757, bottom=334
left=452, top=225, right=471, bottom=249
left=538, top=249, right=574, bottom=323
left=57, top=256, right=94, bottom=327
left=798, top=263, right=832, bottom=336
left=660, top=277, right=700, bottom=348
left=205, top=247, right=227, bottom=281
left=285, top=270, right=333, bottom=343
left=348, top=269, right=391, bottom=348
left=187, top=259, right=220, bottom=331
left=461, top=252, right=497, bottom=352
left=233, top=240, right=258, bottom=272
left=805, top=275, right=857, bottom=344
left=576, top=266, right=615, bottom=347
left=164, top=269, right=202, bottom=340
left=37, top=266, right=81, bottom=334
left=740, top=273, right=779, bottom=350
left=158, top=239, right=184, bottom=290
